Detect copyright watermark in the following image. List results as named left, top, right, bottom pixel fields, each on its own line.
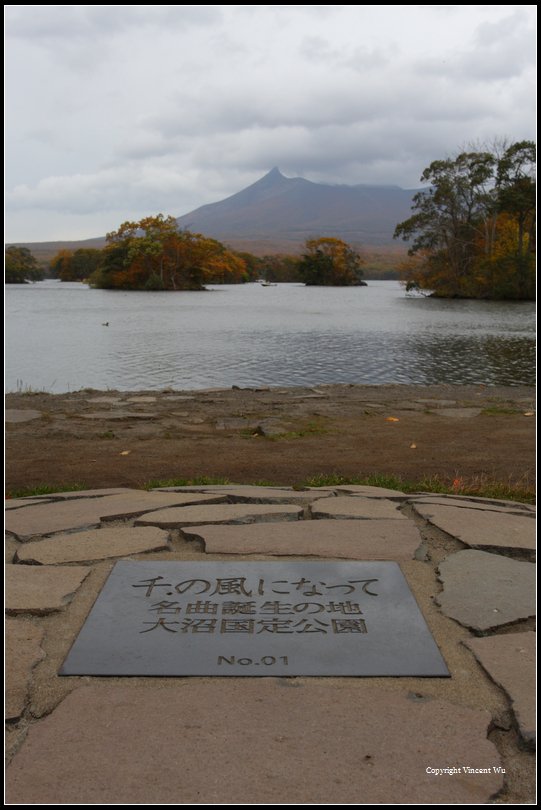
left=426, top=766, right=505, bottom=775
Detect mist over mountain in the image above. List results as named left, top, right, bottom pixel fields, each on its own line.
left=176, top=168, right=419, bottom=248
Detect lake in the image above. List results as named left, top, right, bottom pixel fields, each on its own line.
left=5, top=280, right=535, bottom=392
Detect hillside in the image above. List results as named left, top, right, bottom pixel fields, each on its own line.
left=176, top=167, right=418, bottom=248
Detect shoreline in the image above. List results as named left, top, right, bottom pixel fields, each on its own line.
left=6, top=382, right=535, bottom=496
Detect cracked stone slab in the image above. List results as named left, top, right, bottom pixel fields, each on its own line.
left=135, top=503, right=302, bottom=528
left=199, top=486, right=331, bottom=503
left=5, top=619, right=45, bottom=721
left=413, top=493, right=535, bottom=513
left=5, top=683, right=502, bottom=804
left=81, top=410, right=158, bottom=420
left=5, top=409, right=42, bottom=423
left=437, top=550, right=535, bottom=632
left=5, top=498, right=56, bottom=510
left=465, top=632, right=535, bottom=748
left=334, top=485, right=407, bottom=498
left=5, top=491, right=228, bottom=540
left=412, top=503, right=535, bottom=555
left=31, top=487, right=136, bottom=500
left=184, top=519, right=422, bottom=560
left=6, top=566, right=90, bottom=615
left=15, top=526, right=171, bottom=565
left=311, top=496, right=406, bottom=520
left=411, top=496, right=534, bottom=516
left=86, top=396, right=123, bottom=404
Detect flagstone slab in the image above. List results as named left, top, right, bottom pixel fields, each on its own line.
left=5, top=683, right=503, bottom=804
left=465, top=632, right=536, bottom=748
left=201, top=486, right=331, bottom=503
left=412, top=504, right=535, bottom=555
left=135, top=503, right=303, bottom=528
left=333, top=485, right=407, bottom=498
left=411, top=496, right=534, bottom=515
left=5, top=492, right=228, bottom=540
left=437, top=550, right=535, bottom=632
left=311, top=496, right=406, bottom=520
left=186, top=519, right=421, bottom=560
left=6, top=566, right=90, bottom=615
left=5, top=498, right=56, bottom=510
left=87, top=396, right=123, bottom=404
left=81, top=410, right=158, bottom=420
left=5, top=409, right=42, bottom=423
left=32, top=487, right=136, bottom=500
left=5, top=619, right=45, bottom=720
left=15, top=526, right=171, bottom=565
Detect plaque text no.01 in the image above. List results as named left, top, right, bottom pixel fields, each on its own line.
left=60, top=561, right=449, bottom=677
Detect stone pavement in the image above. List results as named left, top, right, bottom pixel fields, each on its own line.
left=5, top=485, right=536, bottom=803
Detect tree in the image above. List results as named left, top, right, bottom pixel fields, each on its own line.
left=496, top=140, right=536, bottom=257
left=51, top=248, right=103, bottom=281
left=5, top=246, right=43, bottom=283
left=90, top=214, right=247, bottom=290
left=394, top=143, right=535, bottom=300
left=296, top=237, right=365, bottom=286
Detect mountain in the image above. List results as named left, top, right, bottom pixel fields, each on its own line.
left=9, top=169, right=419, bottom=260
left=176, top=167, right=418, bottom=248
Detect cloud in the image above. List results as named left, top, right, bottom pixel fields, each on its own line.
left=5, top=4, right=537, bottom=241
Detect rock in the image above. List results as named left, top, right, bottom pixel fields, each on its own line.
left=135, top=503, right=303, bottom=528
left=15, top=526, right=171, bottom=565
left=6, top=566, right=90, bottom=615
left=5, top=409, right=42, bottom=423
left=465, top=632, right=536, bottom=748
left=412, top=503, right=535, bottom=555
left=5, top=683, right=503, bottom=804
left=436, top=550, right=535, bottom=632
left=411, top=496, right=533, bottom=515
left=81, top=411, right=158, bottom=420
left=5, top=491, right=228, bottom=539
left=311, top=496, right=406, bottom=520
left=184, top=519, right=422, bottom=560
left=5, top=619, right=45, bottom=720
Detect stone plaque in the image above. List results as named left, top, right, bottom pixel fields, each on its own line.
left=60, top=561, right=449, bottom=677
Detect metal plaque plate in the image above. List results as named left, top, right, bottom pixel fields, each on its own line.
left=60, top=561, right=449, bottom=677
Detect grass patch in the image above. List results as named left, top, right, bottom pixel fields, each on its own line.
left=302, top=472, right=535, bottom=504
left=97, top=430, right=116, bottom=439
left=242, top=420, right=329, bottom=441
left=144, top=475, right=231, bottom=490
left=6, top=482, right=87, bottom=499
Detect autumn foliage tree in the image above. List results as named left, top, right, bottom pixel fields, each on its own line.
left=297, top=237, right=365, bottom=286
left=5, top=246, right=43, bottom=283
left=394, top=141, right=535, bottom=299
left=50, top=248, right=103, bottom=281
left=89, top=215, right=248, bottom=290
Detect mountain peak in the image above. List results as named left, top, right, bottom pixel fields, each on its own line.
left=255, top=166, right=288, bottom=187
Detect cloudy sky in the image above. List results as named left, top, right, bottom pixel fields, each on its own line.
left=5, top=4, right=536, bottom=242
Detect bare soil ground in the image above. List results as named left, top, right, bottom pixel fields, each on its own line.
left=5, top=383, right=535, bottom=494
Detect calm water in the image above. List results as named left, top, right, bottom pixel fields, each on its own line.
left=5, top=280, right=535, bottom=392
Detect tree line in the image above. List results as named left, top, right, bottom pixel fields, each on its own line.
left=394, top=140, right=535, bottom=299
left=5, top=221, right=365, bottom=289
